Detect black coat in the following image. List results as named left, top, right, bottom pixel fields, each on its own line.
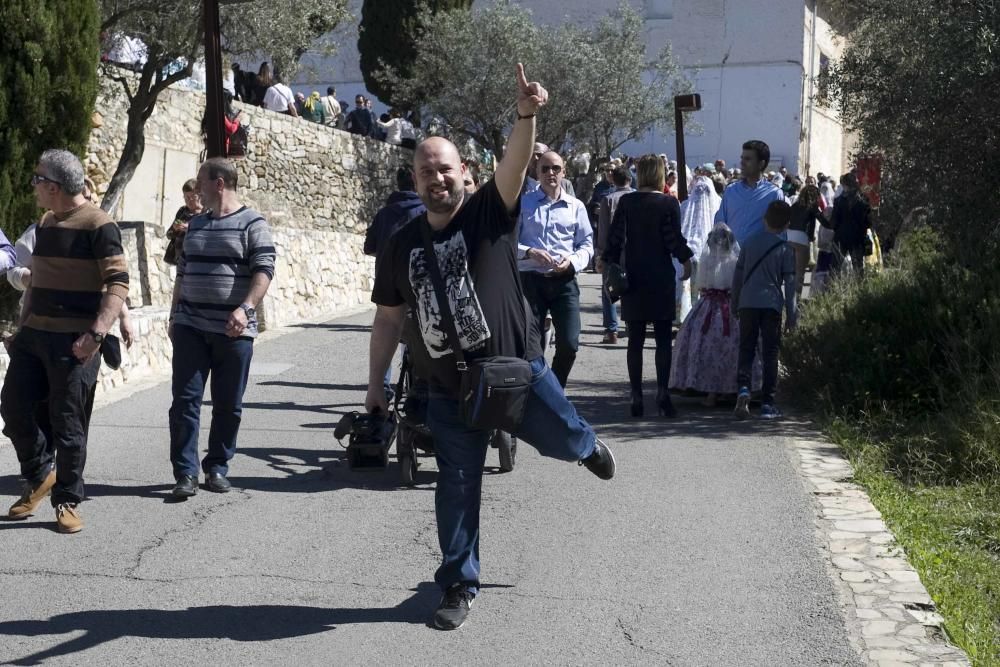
left=603, top=191, right=694, bottom=322
left=832, top=192, right=872, bottom=250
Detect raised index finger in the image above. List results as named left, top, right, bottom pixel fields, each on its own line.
left=515, top=62, right=529, bottom=91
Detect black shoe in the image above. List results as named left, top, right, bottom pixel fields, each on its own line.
left=579, top=437, right=616, bottom=480
left=204, top=472, right=232, bottom=493
left=433, top=583, right=474, bottom=630
left=172, top=475, right=198, bottom=498
left=629, top=391, right=644, bottom=417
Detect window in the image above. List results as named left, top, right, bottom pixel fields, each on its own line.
left=816, top=52, right=832, bottom=107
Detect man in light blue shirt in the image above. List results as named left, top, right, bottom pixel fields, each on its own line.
left=522, top=142, right=576, bottom=197
left=518, top=150, right=593, bottom=387
left=715, top=140, right=785, bottom=244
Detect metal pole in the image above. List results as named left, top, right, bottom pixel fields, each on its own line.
left=203, top=0, right=225, bottom=158
left=675, top=105, right=688, bottom=202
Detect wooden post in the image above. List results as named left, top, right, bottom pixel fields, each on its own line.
left=203, top=0, right=225, bottom=158
left=673, top=93, right=702, bottom=202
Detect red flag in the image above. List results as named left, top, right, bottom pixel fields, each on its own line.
left=855, top=154, right=882, bottom=208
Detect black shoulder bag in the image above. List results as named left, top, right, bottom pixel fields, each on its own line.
left=603, top=206, right=629, bottom=302
left=419, top=222, right=533, bottom=432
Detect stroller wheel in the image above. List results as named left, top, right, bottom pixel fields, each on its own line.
left=399, top=451, right=417, bottom=485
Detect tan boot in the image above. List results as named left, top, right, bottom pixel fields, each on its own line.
left=55, top=503, right=83, bottom=534
left=8, top=469, right=56, bottom=519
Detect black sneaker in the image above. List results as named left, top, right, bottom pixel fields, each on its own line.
left=433, top=583, right=474, bottom=630
left=172, top=475, right=198, bottom=498
left=579, top=437, right=616, bottom=480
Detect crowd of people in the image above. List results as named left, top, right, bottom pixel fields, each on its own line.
left=231, top=62, right=417, bottom=147
left=2, top=59, right=880, bottom=635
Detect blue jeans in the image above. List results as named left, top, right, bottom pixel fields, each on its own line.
left=601, top=275, right=619, bottom=333
left=168, top=324, right=254, bottom=479
left=520, top=272, right=582, bottom=387
left=426, top=357, right=596, bottom=595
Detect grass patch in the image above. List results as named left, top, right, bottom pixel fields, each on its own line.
left=826, top=419, right=1000, bottom=666
left=783, top=230, right=1000, bottom=664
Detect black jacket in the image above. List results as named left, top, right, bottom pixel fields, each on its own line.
left=364, top=191, right=427, bottom=267
left=831, top=192, right=872, bottom=249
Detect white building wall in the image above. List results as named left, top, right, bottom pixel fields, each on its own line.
left=284, top=0, right=846, bottom=176
left=798, top=1, right=849, bottom=178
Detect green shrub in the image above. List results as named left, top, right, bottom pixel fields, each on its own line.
left=785, top=228, right=1000, bottom=482
left=0, top=1, right=100, bottom=321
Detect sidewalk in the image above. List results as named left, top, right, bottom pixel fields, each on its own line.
left=0, top=274, right=866, bottom=665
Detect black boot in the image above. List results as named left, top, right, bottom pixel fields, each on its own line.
left=657, top=388, right=677, bottom=418
left=630, top=390, right=644, bottom=417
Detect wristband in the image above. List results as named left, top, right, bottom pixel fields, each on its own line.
left=516, top=110, right=536, bottom=120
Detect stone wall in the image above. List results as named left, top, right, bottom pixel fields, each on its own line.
left=87, top=74, right=410, bottom=326
left=0, top=74, right=411, bottom=412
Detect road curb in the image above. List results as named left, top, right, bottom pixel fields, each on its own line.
left=789, top=436, right=971, bottom=666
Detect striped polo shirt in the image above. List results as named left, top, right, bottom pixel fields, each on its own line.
left=26, top=203, right=129, bottom=333
left=174, top=206, right=276, bottom=338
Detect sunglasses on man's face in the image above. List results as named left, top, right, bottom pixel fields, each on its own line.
left=31, top=174, right=61, bottom=187
left=540, top=165, right=563, bottom=174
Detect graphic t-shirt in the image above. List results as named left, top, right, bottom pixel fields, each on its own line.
left=371, top=180, right=542, bottom=394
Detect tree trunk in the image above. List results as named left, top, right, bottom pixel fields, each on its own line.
left=490, top=128, right=505, bottom=160
left=101, top=105, right=148, bottom=217
left=99, top=58, right=193, bottom=217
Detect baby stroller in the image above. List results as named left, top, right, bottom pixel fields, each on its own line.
left=392, top=345, right=517, bottom=486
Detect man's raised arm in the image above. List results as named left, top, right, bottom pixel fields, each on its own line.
left=494, top=63, right=549, bottom=212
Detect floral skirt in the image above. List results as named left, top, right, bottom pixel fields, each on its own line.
left=669, top=290, right=762, bottom=394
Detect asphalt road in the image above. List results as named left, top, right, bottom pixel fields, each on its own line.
left=0, top=273, right=861, bottom=666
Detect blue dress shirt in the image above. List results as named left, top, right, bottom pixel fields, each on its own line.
left=517, top=187, right=593, bottom=275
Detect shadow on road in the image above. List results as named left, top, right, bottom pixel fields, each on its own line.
left=0, top=584, right=440, bottom=665
left=290, top=322, right=372, bottom=333
left=254, top=380, right=368, bottom=393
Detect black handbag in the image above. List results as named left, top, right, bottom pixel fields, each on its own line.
left=603, top=208, right=629, bottom=302
left=604, top=262, right=628, bottom=302
left=419, top=223, right=532, bottom=432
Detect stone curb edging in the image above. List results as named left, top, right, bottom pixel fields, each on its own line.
left=790, top=437, right=971, bottom=667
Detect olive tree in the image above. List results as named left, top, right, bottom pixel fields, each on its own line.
left=98, top=0, right=349, bottom=215
left=823, top=0, right=1000, bottom=257
left=376, top=1, right=688, bottom=161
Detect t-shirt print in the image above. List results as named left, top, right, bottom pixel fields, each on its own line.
left=408, top=231, right=491, bottom=359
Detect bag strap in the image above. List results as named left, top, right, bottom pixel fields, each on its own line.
left=742, top=239, right=785, bottom=286
left=419, top=220, right=468, bottom=371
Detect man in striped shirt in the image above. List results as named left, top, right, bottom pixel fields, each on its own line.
left=168, top=158, right=276, bottom=498
left=1, top=149, right=129, bottom=534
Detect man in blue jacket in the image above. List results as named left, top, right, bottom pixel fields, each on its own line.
left=365, top=167, right=427, bottom=397
left=365, top=167, right=426, bottom=266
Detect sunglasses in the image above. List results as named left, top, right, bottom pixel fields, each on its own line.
left=540, top=165, right=563, bottom=174
left=31, top=174, right=61, bottom=187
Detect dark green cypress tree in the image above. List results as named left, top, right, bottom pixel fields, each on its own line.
left=358, top=0, right=472, bottom=107
left=0, top=1, right=100, bottom=243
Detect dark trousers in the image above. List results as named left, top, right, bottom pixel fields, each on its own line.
left=601, top=275, right=619, bottom=333
left=520, top=272, right=581, bottom=387
left=168, top=324, right=254, bottom=480
left=0, top=327, right=100, bottom=506
left=834, top=242, right=865, bottom=278
left=737, top=309, right=782, bottom=405
left=426, top=357, right=595, bottom=594
left=625, top=320, right=672, bottom=395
